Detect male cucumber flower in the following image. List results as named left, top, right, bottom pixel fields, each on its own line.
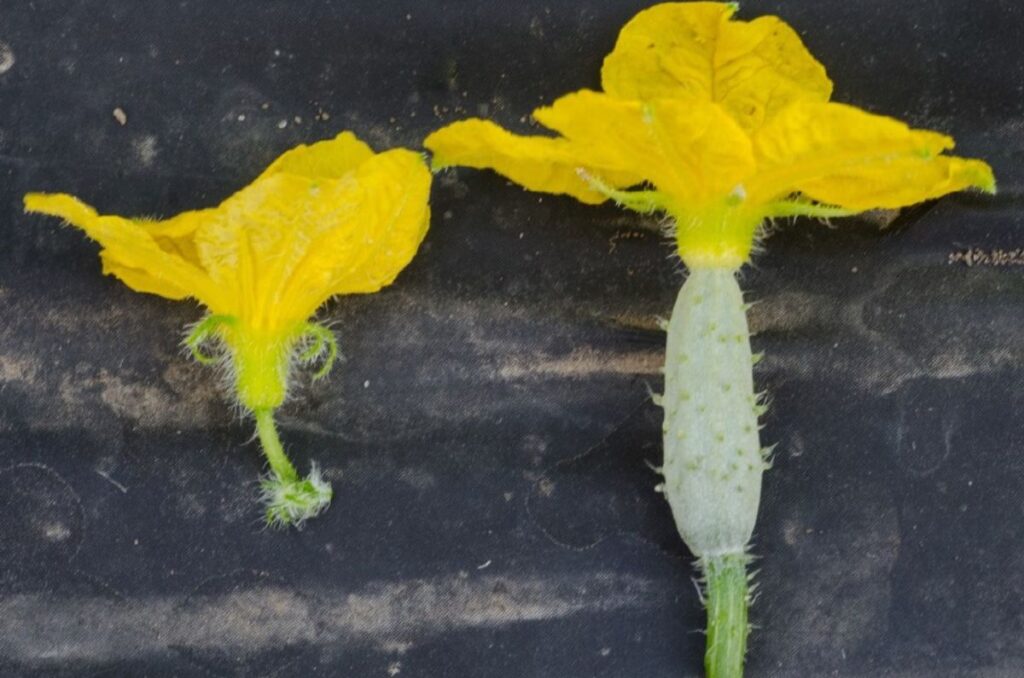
left=25, top=131, right=432, bottom=527
left=425, top=3, right=993, bottom=676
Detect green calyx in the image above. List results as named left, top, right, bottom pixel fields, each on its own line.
left=577, top=169, right=860, bottom=269
left=185, top=315, right=340, bottom=411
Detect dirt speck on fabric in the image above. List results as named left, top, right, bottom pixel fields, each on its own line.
left=0, top=41, right=14, bottom=75
left=859, top=208, right=901, bottom=229
left=132, top=135, right=159, bottom=167
left=0, top=353, right=41, bottom=384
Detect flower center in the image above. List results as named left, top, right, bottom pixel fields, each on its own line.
left=671, top=203, right=763, bottom=270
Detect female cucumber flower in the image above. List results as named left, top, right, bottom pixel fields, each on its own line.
left=425, top=3, right=993, bottom=676
left=25, top=131, right=432, bottom=527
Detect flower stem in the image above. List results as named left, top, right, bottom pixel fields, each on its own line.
left=254, top=408, right=298, bottom=484
left=253, top=407, right=332, bottom=527
left=703, top=554, right=750, bottom=678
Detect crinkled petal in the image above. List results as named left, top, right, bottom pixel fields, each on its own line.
left=100, top=253, right=191, bottom=300
left=748, top=102, right=995, bottom=208
left=256, top=131, right=375, bottom=181
left=425, top=118, right=643, bottom=204
left=601, top=2, right=832, bottom=132
left=23, top=193, right=226, bottom=309
left=281, top=148, right=433, bottom=314
left=798, top=156, right=996, bottom=211
left=137, top=210, right=213, bottom=267
left=191, top=172, right=359, bottom=329
left=188, top=132, right=379, bottom=314
left=534, top=90, right=755, bottom=205
left=192, top=148, right=431, bottom=329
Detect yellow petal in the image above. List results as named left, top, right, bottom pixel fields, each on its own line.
left=185, top=147, right=430, bottom=330
left=135, top=210, right=214, bottom=267
left=601, top=2, right=832, bottom=132
left=256, top=130, right=375, bottom=180
left=23, top=193, right=226, bottom=309
left=24, top=192, right=99, bottom=226
left=798, top=156, right=996, bottom=211
left=425, top=118, right=643, bottom=204
left=533, top=90, right=755, bottom=206
left=100, top=253, right=191, bottom=300
left=188, top=173, right=351, bottom=329
left=748, top=102, right=994, bottom=208
left=179, top=134, right=381, bottom=329
left=281, top=148, right=433, bottom=314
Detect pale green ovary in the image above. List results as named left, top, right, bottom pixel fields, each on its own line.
left=662, top=266, right=764, bottom=557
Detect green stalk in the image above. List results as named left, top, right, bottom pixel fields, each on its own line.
left=703, top=554, right=750, bottom=678
left=253, top=407, right=332, bottom=527
left=255, top=407, right=298, bottom=484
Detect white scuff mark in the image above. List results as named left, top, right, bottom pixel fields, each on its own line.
left=43, top=523, right=71, bottom=541
left=0, top=41, right=14, bottom=74
left=476, top=560, right=492, bottom=570
left=112, top=108, right=128, bottom=126
left=132, top=135, right=158, bottom=167
left=396, top=467, right=435, bottom=491
left=497, top=347, right=662, bottom=380
left=95, top=470, right=128, bottom=494
left=378, top=640, right=413, bottom=655
left=0, top=572, right=657, bottom=664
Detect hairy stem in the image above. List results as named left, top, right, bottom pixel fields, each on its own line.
left=703, top=554, right=750, bottom=678
left=254, top=407, right=332, bottom=527
left=254, top=407, right=298, bottom=483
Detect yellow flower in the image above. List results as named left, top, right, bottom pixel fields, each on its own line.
left=425, top=1, right=994, bottom=269
left=25, top=131, right=432, bottom=525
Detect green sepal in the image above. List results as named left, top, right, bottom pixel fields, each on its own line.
left=184, top=314, right=237, bottom=364
left=577, top=169, right=671, bottom=215
left=297, top=322, right=340, bottom=382
left=260, top=463, right=333, bottom=528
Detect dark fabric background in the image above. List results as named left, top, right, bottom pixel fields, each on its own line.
left=1, top=1, right=1022, bottom=676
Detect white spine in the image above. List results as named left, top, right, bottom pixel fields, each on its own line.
left=662, top=267, right=764, bottom=557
